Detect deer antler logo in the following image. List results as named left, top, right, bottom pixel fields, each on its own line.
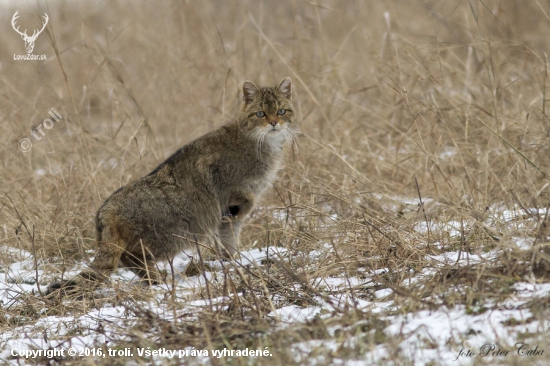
left=11, top=11, right=49, bottom=54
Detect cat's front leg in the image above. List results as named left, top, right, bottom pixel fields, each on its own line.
left=218, top=189, right=255, bottom=258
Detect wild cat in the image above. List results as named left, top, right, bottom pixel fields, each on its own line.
left=47, top=77, right=296, bottom=293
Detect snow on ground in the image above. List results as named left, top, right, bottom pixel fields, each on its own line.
left=1, top=205, right=549, bottom=365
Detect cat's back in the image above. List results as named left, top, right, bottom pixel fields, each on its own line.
left=150, top=122, right=240, bottom=175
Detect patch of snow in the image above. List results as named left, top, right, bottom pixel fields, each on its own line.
left=271, top=305, right=322, bottom=324
left=374, top=288, right=393, bottom=299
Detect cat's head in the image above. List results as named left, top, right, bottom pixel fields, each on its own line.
left=239, top=77, right=296, bottom=149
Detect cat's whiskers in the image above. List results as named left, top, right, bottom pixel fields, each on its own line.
left=249, top=122, right=296, bottom=158
left=258, top=129, right=266, bottom=156
left=250, top=127, right=266, bottom=157
left=282, top=126, right=299, bottom=153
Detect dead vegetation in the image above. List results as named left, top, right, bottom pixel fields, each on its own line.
left=1, top=0, right=550, bottom=365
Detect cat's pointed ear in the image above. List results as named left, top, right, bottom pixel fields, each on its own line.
left=243, top=81, right=259, bottom=104
left=277, top=77, right=292, bottom=99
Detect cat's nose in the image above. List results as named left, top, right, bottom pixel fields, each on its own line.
left=270, top=120, right=278, bottom=126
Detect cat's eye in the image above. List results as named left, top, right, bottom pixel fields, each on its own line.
left=256, top=111, right=266, bottom=118
left=277, top=109, right=286, bottom=116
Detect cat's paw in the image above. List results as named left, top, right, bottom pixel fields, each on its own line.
left=45, top=271, right=104, bottom=296
left=45, top=279, right=78, bottom=296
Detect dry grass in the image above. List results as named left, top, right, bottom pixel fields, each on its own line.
left=2, top=0, right=550, bottom=365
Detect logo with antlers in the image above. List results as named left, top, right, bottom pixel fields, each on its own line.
left=11, top=11, right=49, bottom=54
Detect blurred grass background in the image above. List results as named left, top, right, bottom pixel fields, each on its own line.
left=2, top=0, right=550, bottom=254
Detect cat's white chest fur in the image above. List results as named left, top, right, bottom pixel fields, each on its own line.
left=265, top=130, right=287, bottom=153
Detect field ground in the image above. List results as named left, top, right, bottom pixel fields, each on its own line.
left=1, top=1, right=550, bottom=365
